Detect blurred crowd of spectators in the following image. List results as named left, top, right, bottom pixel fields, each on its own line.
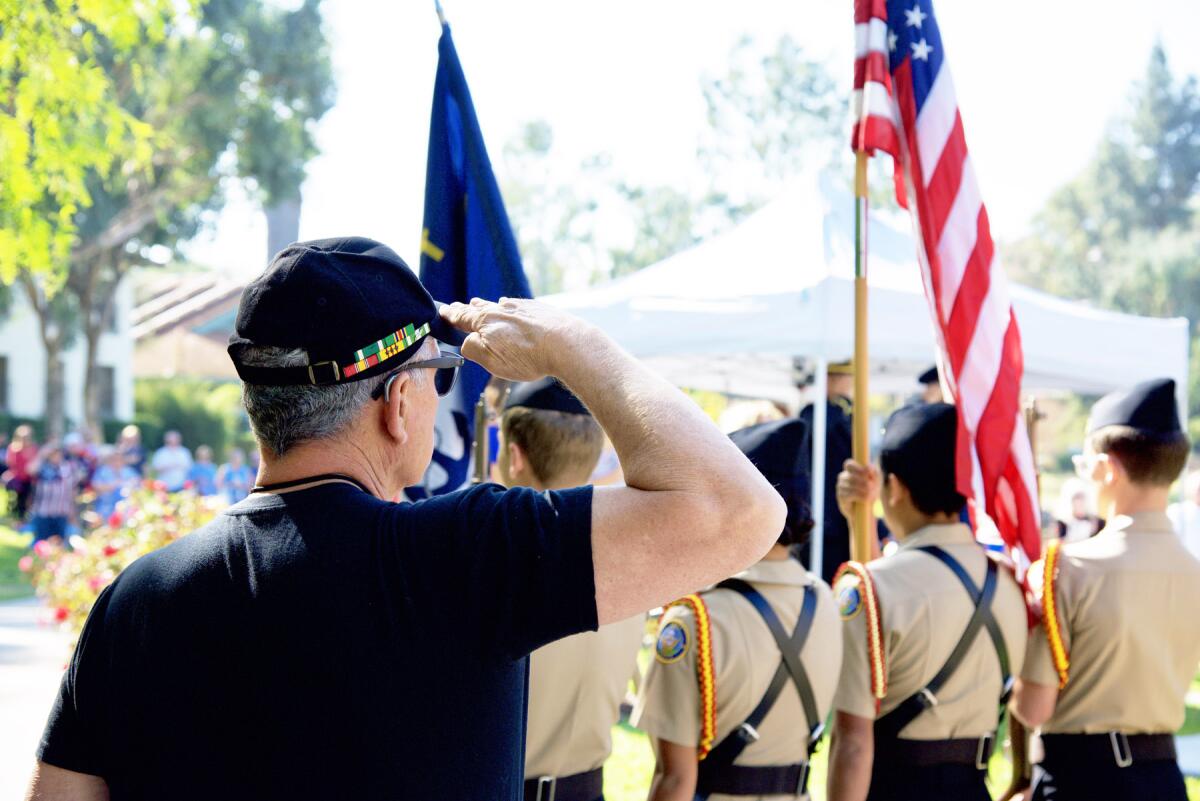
left=0, top=424, right=258, bottom=542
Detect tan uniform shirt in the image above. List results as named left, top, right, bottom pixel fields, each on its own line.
left=632, top=559, right=842, bottom=801
left=525, top=614, right=645, bottom=779
left=833, top=523, right=1028, bottom=739
left=1022, top=512, right=1200, bottom=734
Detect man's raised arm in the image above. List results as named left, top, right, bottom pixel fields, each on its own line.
left=441, top=299, right=786, bottom=623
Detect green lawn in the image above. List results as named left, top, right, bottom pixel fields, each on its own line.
left=603, top=709, right=1200, bottom=801
left=0, top=525, right=34, bottom=601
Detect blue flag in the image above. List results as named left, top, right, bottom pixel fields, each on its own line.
left=412, top=23, right=532, bottom=497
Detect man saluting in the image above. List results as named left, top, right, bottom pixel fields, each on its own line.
left=27, top=237, right=785, bottom=801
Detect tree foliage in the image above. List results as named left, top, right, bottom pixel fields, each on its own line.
left=1006, top=43, right=1200, bottom=427
left=14, top=0, right=335, bottom=436
left=502, top=35, right=841, bottom=294
left=0, top=0, right=173, bottom=281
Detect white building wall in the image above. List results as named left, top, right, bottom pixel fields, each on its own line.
left=0, top=279, right=135, bottom=424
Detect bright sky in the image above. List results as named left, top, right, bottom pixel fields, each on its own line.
left=184, top=0, right=1200, bottom=282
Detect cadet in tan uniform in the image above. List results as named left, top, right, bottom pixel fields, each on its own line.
left=1012, top=378, right=1200, bottom=801
left=827, top=403, right=1028, bottom=801
left=500, top=378, right=645, bottom=801
left=634, top=418, right=842, bottom=801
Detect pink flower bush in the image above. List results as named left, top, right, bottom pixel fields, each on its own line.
left=25, top=488, right=221, bottom=647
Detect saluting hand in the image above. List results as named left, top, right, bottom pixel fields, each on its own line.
left=835, top=459, right=881, bottom=522
left=439, top=297, right=592, bottom=382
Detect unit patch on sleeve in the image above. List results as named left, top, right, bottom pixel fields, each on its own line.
left=655, top=620, right=689, bottom=664
left=836, top=574, right=864, bottom=620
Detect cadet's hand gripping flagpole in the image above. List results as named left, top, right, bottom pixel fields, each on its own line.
left=851, top=152, right=872, bottom=563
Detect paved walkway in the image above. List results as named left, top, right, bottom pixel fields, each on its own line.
left=0, top=598, right=70, bottom=801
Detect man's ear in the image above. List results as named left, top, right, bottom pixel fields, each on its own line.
left=382, top=373, right=412, bottom=446
left=885, top=472, right=907, bottom=507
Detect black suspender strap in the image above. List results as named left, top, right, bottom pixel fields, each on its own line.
left=920, top=545, right=1012, bottom=697
left=875, top=550, right=1001, bottom=742
left=696, top=579, right=821, bottom=799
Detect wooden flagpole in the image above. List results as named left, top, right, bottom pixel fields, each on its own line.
left=851, top=152, right=872, bottom=563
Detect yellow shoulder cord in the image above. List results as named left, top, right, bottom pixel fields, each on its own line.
left=667, top=594, right=717, bottom=759
left=834, top=561, right=888, bottom=706
left=1042, top=540, right=1070, bottom=689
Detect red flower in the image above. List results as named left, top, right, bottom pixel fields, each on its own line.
left=33, top=540, right=54, bottom=559
left=88, top=575, right=106, bottom=591
left=17, top=555, right=33, bottom=573
left=53, top=607, right=69, bottom=622
left=102, top=544, right=119, bottom=557
left=107, top=511, right=123, bottom=528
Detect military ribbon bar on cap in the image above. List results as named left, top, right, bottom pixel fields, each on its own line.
left=341, top=322, right=431, bottom=379
left=665, top=594, right=717, bottom=759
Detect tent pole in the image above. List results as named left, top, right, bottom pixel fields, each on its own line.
left=851, top=152, right=872, bottom=563
left=811, top=357, right=827, bottom=576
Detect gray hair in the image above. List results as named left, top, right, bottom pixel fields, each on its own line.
left=239, top=343, right=428, bottom=457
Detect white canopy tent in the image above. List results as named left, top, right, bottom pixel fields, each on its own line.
left=545, top=171, right=1190, bottom=402
left=544, top=171, right=1191, bottom=570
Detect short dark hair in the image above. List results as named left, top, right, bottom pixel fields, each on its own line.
left=501, top=407, right=604, bottom=485
left=778, top=493, right=814, bottom=548
left=879, top=451, right=967, bottom=517
left=1088, top=425, right=1190, bottom=487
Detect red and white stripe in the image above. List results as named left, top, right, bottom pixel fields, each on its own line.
left=852, top=0, right=1042, bottom=582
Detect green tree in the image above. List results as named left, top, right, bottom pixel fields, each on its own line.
left=502, top=35, right=841, bottom=291
left=19, top=0, right=335, bottom=438
left=0, top=1, right=172, bottom=280
left=1006, top=43, right=1200, bottom=425
left=698, top=34, right=844, bottom=222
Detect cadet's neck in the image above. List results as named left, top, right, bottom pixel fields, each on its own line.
left=893, top=510, right=961, bottom=539
left=522, top=469, right=594, bottom=492
left=761, top=543, right=792, bottom=561
left=1103, top=483, right=1171, bottom=519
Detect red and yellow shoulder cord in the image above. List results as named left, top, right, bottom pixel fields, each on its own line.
left=833, top=561, right=888, bottom=707
left=667, top=593, right=717, bottom=759
left=1042, top=540, right=1070, bottom=689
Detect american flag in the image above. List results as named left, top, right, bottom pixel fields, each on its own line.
left=851, top=0, right=1042, bottom=581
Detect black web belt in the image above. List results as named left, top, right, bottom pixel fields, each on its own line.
left=874, top=546, right=1012, bottom=770
left=1040, top=732, right=1177, bottom=769
left=696, top=574, right=821, bottom=799
left=523, top=767, right=603, bottom=801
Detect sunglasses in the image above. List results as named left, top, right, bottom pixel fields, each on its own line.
left=371, top=352, right=465, bottom=401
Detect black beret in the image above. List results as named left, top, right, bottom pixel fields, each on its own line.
left=1088, top=378, right=1181, bottom=435
left=228, top=237, right=464, bottom=387
left=504, top=377, right=590, bottom=416
left=881, top=403, right=957, bottom=482
left=729, top=418, right=809, bottom=487
left=918, top=365, right=939, bottom=385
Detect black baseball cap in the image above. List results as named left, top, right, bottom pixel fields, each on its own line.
left=228, top=237, right=465, bottom=386
left=1088, top=378, right=1181, bottom=435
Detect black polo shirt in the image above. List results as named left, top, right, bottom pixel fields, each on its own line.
left=37, top=481, right=597, bottom=799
